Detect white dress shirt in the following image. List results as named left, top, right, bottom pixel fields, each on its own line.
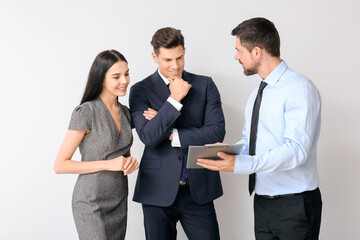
left=234, top=61, right=322, bottom=196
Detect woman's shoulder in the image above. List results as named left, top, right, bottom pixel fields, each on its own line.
left=73, top=99, right=99, bottom=113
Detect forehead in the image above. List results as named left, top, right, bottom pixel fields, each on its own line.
left=106, top=61, right=128, bottom=74
left=157, top=45, right=184, bottom=58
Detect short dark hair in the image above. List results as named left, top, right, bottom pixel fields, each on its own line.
left=81, top=50, right=127, bottom=104
left=231, top=17, right=280, bottom=57
left=151, top=27, right=185, bottom=55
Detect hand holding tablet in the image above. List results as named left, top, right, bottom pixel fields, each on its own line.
left=187, top=143, right=243, bottom=170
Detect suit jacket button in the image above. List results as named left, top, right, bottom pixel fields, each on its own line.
left=178, top=156, right=183, bottom=160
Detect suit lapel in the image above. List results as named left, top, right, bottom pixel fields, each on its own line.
left=180, top=70, right=195, bottom=114
left=150, top=71, right=171, bottom=104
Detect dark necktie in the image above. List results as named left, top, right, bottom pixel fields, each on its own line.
left=167, top=83, right=188, bottom=184
left=248, top=81, right=267, bottom=195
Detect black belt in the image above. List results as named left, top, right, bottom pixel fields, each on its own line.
left=257, top=193, right=300, bottom=199
left=257, top=188, right=319, bottom=199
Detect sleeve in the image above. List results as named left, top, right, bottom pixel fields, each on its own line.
left=129, top=83, right=181, bottom=148
left=177, top=78, right=226, bottom=148
left=234, top=80, right=321, bottom=174
left=68, top=105, right=92, bottom=130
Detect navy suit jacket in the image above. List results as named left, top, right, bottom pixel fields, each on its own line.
left=130, top=70, right=225, bottom=206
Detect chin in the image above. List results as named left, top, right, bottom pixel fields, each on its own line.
left=117, top=92, right=127, bottom=97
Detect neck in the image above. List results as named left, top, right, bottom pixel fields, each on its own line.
left=99, top=92, right=118, bottom=109
left=257, top=57, right=282, bottom=79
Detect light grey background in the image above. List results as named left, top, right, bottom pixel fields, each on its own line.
left=1, top=0, right=359, bottom=239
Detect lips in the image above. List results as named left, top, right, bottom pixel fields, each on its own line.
left=169, top=70, right=180, bottom=76
left=118, top=86, right=127, bottom=91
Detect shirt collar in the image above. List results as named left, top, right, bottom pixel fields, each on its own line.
left=157, top=69, right=170, bottom=85
left=262, top=60, right=288, bottom=87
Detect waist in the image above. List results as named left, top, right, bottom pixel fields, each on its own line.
left=256, top=188, right=319, bottom=199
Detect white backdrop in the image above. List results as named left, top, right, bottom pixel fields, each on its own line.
left=1, top=0, right=359, bottom=239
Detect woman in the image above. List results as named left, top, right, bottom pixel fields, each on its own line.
left=54, top=50, right=139, bottom=240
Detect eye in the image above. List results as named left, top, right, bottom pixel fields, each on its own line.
left=113, top=76, right=120, bottom=79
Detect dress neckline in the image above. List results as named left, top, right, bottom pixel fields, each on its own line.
left=97, top=97, right=122, bottom=135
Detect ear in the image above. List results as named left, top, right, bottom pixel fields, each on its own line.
left=151, top=52, right=158, bottom=63
left=252, top=47, right=262, bottom=59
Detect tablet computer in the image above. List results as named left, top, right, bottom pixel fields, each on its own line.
left=186, top=143, right=243, bottom=169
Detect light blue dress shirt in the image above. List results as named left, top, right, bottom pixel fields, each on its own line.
left=234, top=61, right=322, bottom=196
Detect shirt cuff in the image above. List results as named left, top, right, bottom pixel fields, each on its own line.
left=234, top=154, right=254, bottom=174
left=167, top=97, right=183, bottom=111
left=171, top=128, right=181, bottom=147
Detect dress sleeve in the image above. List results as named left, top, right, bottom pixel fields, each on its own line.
left=68, top=105, right=92, bottom=130
left=123, top=105, right=133, bottom=129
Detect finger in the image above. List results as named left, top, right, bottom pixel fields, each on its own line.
left=124, top=158, right=134, bottom=172
left=217, top=151, right=228, bottom=159
left=197, top=158, right=218, bottom=167
left=143, top=113, right=153, bottom=120
left=150, top=109, right=158, bottom=114
left=128, top=161, right=139, bottom=174
left=124, top=158, right=138, bottom=174
left=197, top=158, right=215, bottom=163
left=125, top=162, right=137, bottom=175
left=196, top=161, right=219, bottom=171
left=123, top=157, right=131, bottom=169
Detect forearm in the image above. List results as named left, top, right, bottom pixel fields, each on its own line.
left=234, top=139, right=308, bottom=174
left=54, top=159, right=108, bottom=174
left=178, top=124, right=225, bottom=148
left=133, top=101, right=180, bottom=147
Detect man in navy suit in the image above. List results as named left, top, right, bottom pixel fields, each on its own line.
left=129, top=27, right=225, bottom=240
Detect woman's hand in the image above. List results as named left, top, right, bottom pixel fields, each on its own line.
left=107, top=155, right=139, bottom=175
left=123, top=156, right=139, bottom=175
left=107, top=156, right=127, bottom=171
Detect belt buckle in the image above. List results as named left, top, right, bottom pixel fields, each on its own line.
left=179, top=180, right=187, bottom=186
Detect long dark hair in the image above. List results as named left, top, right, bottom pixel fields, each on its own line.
left=80, top=50, right=127, bottom=104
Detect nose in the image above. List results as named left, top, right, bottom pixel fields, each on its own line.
left=171, top=60, right=179, bottom=70
left=120, top=75, right=129, bottom=84
left=235, top=52, right=240, bottom=60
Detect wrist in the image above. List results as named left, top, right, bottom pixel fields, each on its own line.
left=102, top=160, right=110, bottom=171
left=169, top=94, right=182, bottom=102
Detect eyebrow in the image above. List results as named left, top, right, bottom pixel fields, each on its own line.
left=163, top=55, right=184, bottom=60
left=111, top=69, right=129, bottom=76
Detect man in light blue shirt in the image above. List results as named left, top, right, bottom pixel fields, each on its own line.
left=197, top=17, right=322, bottom=239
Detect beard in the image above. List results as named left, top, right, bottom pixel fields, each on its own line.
left=241, top=61, right=259, bottom=76
left=244, top=68, right=257, bottom=76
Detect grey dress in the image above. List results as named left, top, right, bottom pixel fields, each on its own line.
left=68, top=98, right=133, bottom=240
